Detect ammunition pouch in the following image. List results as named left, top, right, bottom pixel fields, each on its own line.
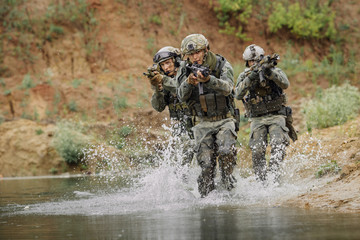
left=244, top=94, right=286, bottom=118
left=191, top=93, right=230, bottom=118
left=168, top=101, right=191, bottom=121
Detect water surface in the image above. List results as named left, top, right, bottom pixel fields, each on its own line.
left=1, top=171, right=360, bottom=240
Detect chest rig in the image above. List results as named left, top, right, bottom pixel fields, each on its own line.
left=243, top=79, right=286, bottom=118
left=185, top=54, right=233, bottom=120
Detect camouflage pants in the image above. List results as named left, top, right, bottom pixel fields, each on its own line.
left=192, top=118, right=237, bottom=197
left=249, top=114, right=290, bottom=182
left=171, top=120, right=194, bottom=166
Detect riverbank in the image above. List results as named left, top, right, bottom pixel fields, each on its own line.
left=1, top=115, right=359, bottom=213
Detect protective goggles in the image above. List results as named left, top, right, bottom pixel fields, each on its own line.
left=153, top=52, right=177, bottom=63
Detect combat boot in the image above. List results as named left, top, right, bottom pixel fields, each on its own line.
left=219, top=154, right=237, bottom=191
left=197, top=167, right=215, bottom=197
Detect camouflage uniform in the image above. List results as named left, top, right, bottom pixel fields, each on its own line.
left=176, top=34, right=238, bottom=197
left=149, top=47, right=194, bottom=166
left=234, top=44, right=291, bottom=182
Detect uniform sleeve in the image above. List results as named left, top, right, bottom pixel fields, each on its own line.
left=162, top=75, right=177, bottom=95
left=203, top=60, right=234, bottom=96
left=151, top=88, right=167, bottom=112
left=234, top=71, right=250, bottom=100
left=266, top=67, right=289, bottom=89
left=176, top=61, right=195, bottom=102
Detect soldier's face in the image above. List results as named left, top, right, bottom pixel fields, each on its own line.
left=160, top=58, right=176, bottom=76
left=248, top=60, right=256, bottom=67
left=187, top=50, right=206, bottom=64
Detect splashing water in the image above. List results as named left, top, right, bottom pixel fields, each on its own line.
left=5, top=127, right=335, bottom=216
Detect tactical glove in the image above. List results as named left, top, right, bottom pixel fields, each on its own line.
left=262, top=63, right=273, bottom=76
left=150, top=73, right=163, bottom=86
left=248, top=70, right=259, bottom=81
left=196, top=74, right=210, bottom=83
left=186, top=74, right=198, bottom=86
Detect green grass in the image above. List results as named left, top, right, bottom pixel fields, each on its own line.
left=52, top=121, right=88, bottom=164
left=302, top=83, right=360, bottom=131
left=315, top=160, right=341, bottom=178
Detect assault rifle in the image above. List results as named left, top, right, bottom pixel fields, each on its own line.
left=249, top=53, right=280, bottom=86
left=143, top=64, right=158, bottom=78
left=186, top=63, right=210, bottom=78
left=186, top=63, right=210, bottom=112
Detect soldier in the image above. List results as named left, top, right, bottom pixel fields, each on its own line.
left=234, top=44, right=297, bottom=183
left=176, top=34, right=239, bottom=197
left=145, top=46, right=194, bottom=166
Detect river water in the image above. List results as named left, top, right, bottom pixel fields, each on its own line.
left=1, top=135, right=360, bottom=239
left=1, top=167, right=360, bottom=240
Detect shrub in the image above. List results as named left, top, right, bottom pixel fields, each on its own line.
left=149, top=14, right=162, bottom=25
left=106, top=126, right=132, bottom=150
left=214, top=0, right=252, bottom=40
left=302, top=83, right=360, bottom=131
left=315, top=160, right=341, bottom=178
left=53, top=121, right=88, bottom=164
left=72, top=78, right=84, bottom=88
left=113, top=96, right=128, bottom=114
left=268, top=1, right=337, bottom=40
left=313, top=48, right=357, bottom=86
left=21, top=74, right=35, bottom=89
left=68, top=100, right=78, bottom=112
left=35, top=128, right=44, bottom=135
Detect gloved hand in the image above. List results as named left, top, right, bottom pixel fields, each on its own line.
left=248, top=70, right=259, bottom=81
left=196, top=71, right=210, bottom=83
left=150, top=73, right=163, bottom=86
left=262, top=63, right=273, bottom=76
left=186, top=73, right=198, bottom=86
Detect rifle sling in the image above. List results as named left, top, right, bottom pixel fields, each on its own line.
left=199, top=95, right=207, bottom=112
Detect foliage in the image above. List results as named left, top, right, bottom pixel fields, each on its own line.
left=315, top=160, right=341, bottom=178
left=279, top=44, right=358, bottom=86
left=149, top=14, right=162, bottom=25
left=106, top=125, right=133, bottom=150
left=35, top=128, right=44, bottom=135
left=313, top=48, right=357, bottom=85
left=0, top=0, right=98, bottom=69
left=72, top=78, right=84, bottom=89
left=302, top=83, right=360, bottom=131
left=52, top=121, right=88, bottom=164
left=268, top=1, right=336, bottom=40
left=68, top=100, right=78, bottom=112
left=113, top=96, right=128, bottom=114
left=21, top=74, right=36, bottom=89
left=214, top=0, right=252, bottom=40
left=213, top=0, right=337, bottom=40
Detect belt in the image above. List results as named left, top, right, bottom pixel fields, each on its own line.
left=194, top=112, right=232, bottom=124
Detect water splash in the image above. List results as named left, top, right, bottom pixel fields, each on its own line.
left=4, top=127, right=336, bottom=216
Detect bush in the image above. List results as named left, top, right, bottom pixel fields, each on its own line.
left=214, top=0, right=252, bottom=40
left=315, top=160, right=341, bottom=178
left=21, top=74, right=36, bottom=89
left=302, top=83, right=360, bottom=131
left=268, top=1, right=336, bottom=40
left=53, top=121, right=88, bottom=164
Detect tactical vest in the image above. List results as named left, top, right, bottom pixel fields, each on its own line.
left=243, top=79, right=286, bottom=117
left=165, top=90, right=190, bottom=120
left=185, top=54, right=233, bottom=118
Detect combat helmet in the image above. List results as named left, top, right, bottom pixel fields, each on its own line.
left=243, top=44, right=265, bottom=65
left=181, top=34, right=209, bottom=56
left=153, top=46, right=181, bottom=64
